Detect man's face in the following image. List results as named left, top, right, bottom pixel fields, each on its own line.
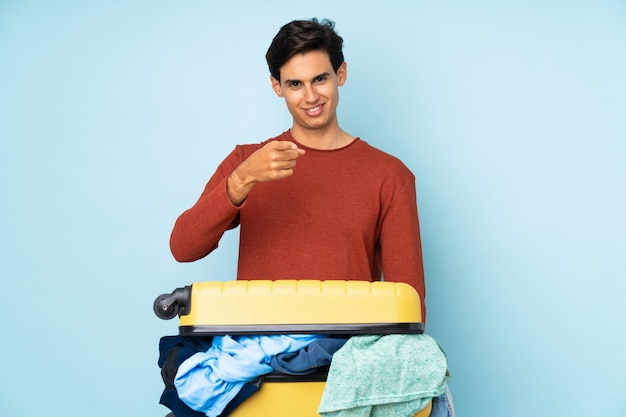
left=271, top=50, right=347, bottom=133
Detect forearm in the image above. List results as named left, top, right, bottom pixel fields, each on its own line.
left=170, top=176, right=241, bottom=262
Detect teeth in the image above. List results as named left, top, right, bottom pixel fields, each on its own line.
left=307, top=105, right=321, bottom=112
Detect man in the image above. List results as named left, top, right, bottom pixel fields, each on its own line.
left=169, top=18, right=426, bottom=321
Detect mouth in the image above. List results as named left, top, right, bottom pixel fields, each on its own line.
left=303, top=103, right=324, bottom=117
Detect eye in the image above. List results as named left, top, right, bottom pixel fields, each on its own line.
left=314, top=75, right=327, bottom=83
left=289, top=81, right=301, bottom=88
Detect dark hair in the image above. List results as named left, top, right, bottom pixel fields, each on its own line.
left=266, top=18, right=344, bottom=81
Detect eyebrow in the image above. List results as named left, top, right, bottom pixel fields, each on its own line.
left=283, top=72, right=331, bottom=86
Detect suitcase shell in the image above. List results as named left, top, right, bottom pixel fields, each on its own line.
left=159, top=280, right=430, bottom=417
left=179, top=279, right=423, bottom=335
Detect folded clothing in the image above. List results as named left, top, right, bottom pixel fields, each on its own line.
left=318, top=334, right=449, bottom=417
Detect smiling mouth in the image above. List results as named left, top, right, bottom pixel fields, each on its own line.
left=304, top=104, right=324, bottom=116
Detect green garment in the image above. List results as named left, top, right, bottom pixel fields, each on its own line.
left=318, top=334, right=449, bottom=417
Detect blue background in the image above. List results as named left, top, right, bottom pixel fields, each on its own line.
left=1, top=1, right=625, bottom=416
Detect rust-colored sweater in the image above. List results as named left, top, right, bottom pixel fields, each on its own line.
left=170, top=131, right=426, bottom=320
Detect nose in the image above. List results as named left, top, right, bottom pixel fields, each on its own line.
left=304, top=85, right=319, bottom=103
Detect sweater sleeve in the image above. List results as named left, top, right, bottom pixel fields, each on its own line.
left=378, top=175, right=427, bottom=323
left=169, top=146, right=247, bottom=262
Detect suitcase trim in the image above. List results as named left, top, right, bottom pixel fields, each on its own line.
left=179, top=322, right=424, bottom=336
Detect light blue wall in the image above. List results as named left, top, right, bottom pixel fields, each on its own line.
left=1, top=1, right=625, bottom=416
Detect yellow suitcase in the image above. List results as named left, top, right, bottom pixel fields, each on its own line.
left=155, top=280, right=431, bottom=417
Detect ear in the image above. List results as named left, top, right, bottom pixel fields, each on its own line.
left=336, top=62, right=348, bottom=86
left=270, top=75, right=284, bottom=97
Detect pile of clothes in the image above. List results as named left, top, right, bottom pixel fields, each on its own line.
left=158, top=333, right=451, bottom=417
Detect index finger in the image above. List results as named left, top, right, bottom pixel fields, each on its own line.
left=269, top=140, right=301, bottom=151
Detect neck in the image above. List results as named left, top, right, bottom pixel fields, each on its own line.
left=290, top=124, right=355, bottom=150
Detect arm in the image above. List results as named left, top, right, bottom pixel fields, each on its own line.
left=169, top=149, right=243, bottom=262
left=378, top=176, right=427, bottom=323
left=170, top=141, right=305, bottom=262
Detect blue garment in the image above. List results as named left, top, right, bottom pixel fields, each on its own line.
left=270, top=337, right=348, bottom=375
left=158, top=335, right=265, bottom=417
left=175, top=334, right=324, bottom=417
left=160, top=378, right=263, bottom=417
left=158, top=336, right=214, bottom=370
left=159, top=336, right=211, bottom=417
left=429, top=384, right=455, bottom=417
